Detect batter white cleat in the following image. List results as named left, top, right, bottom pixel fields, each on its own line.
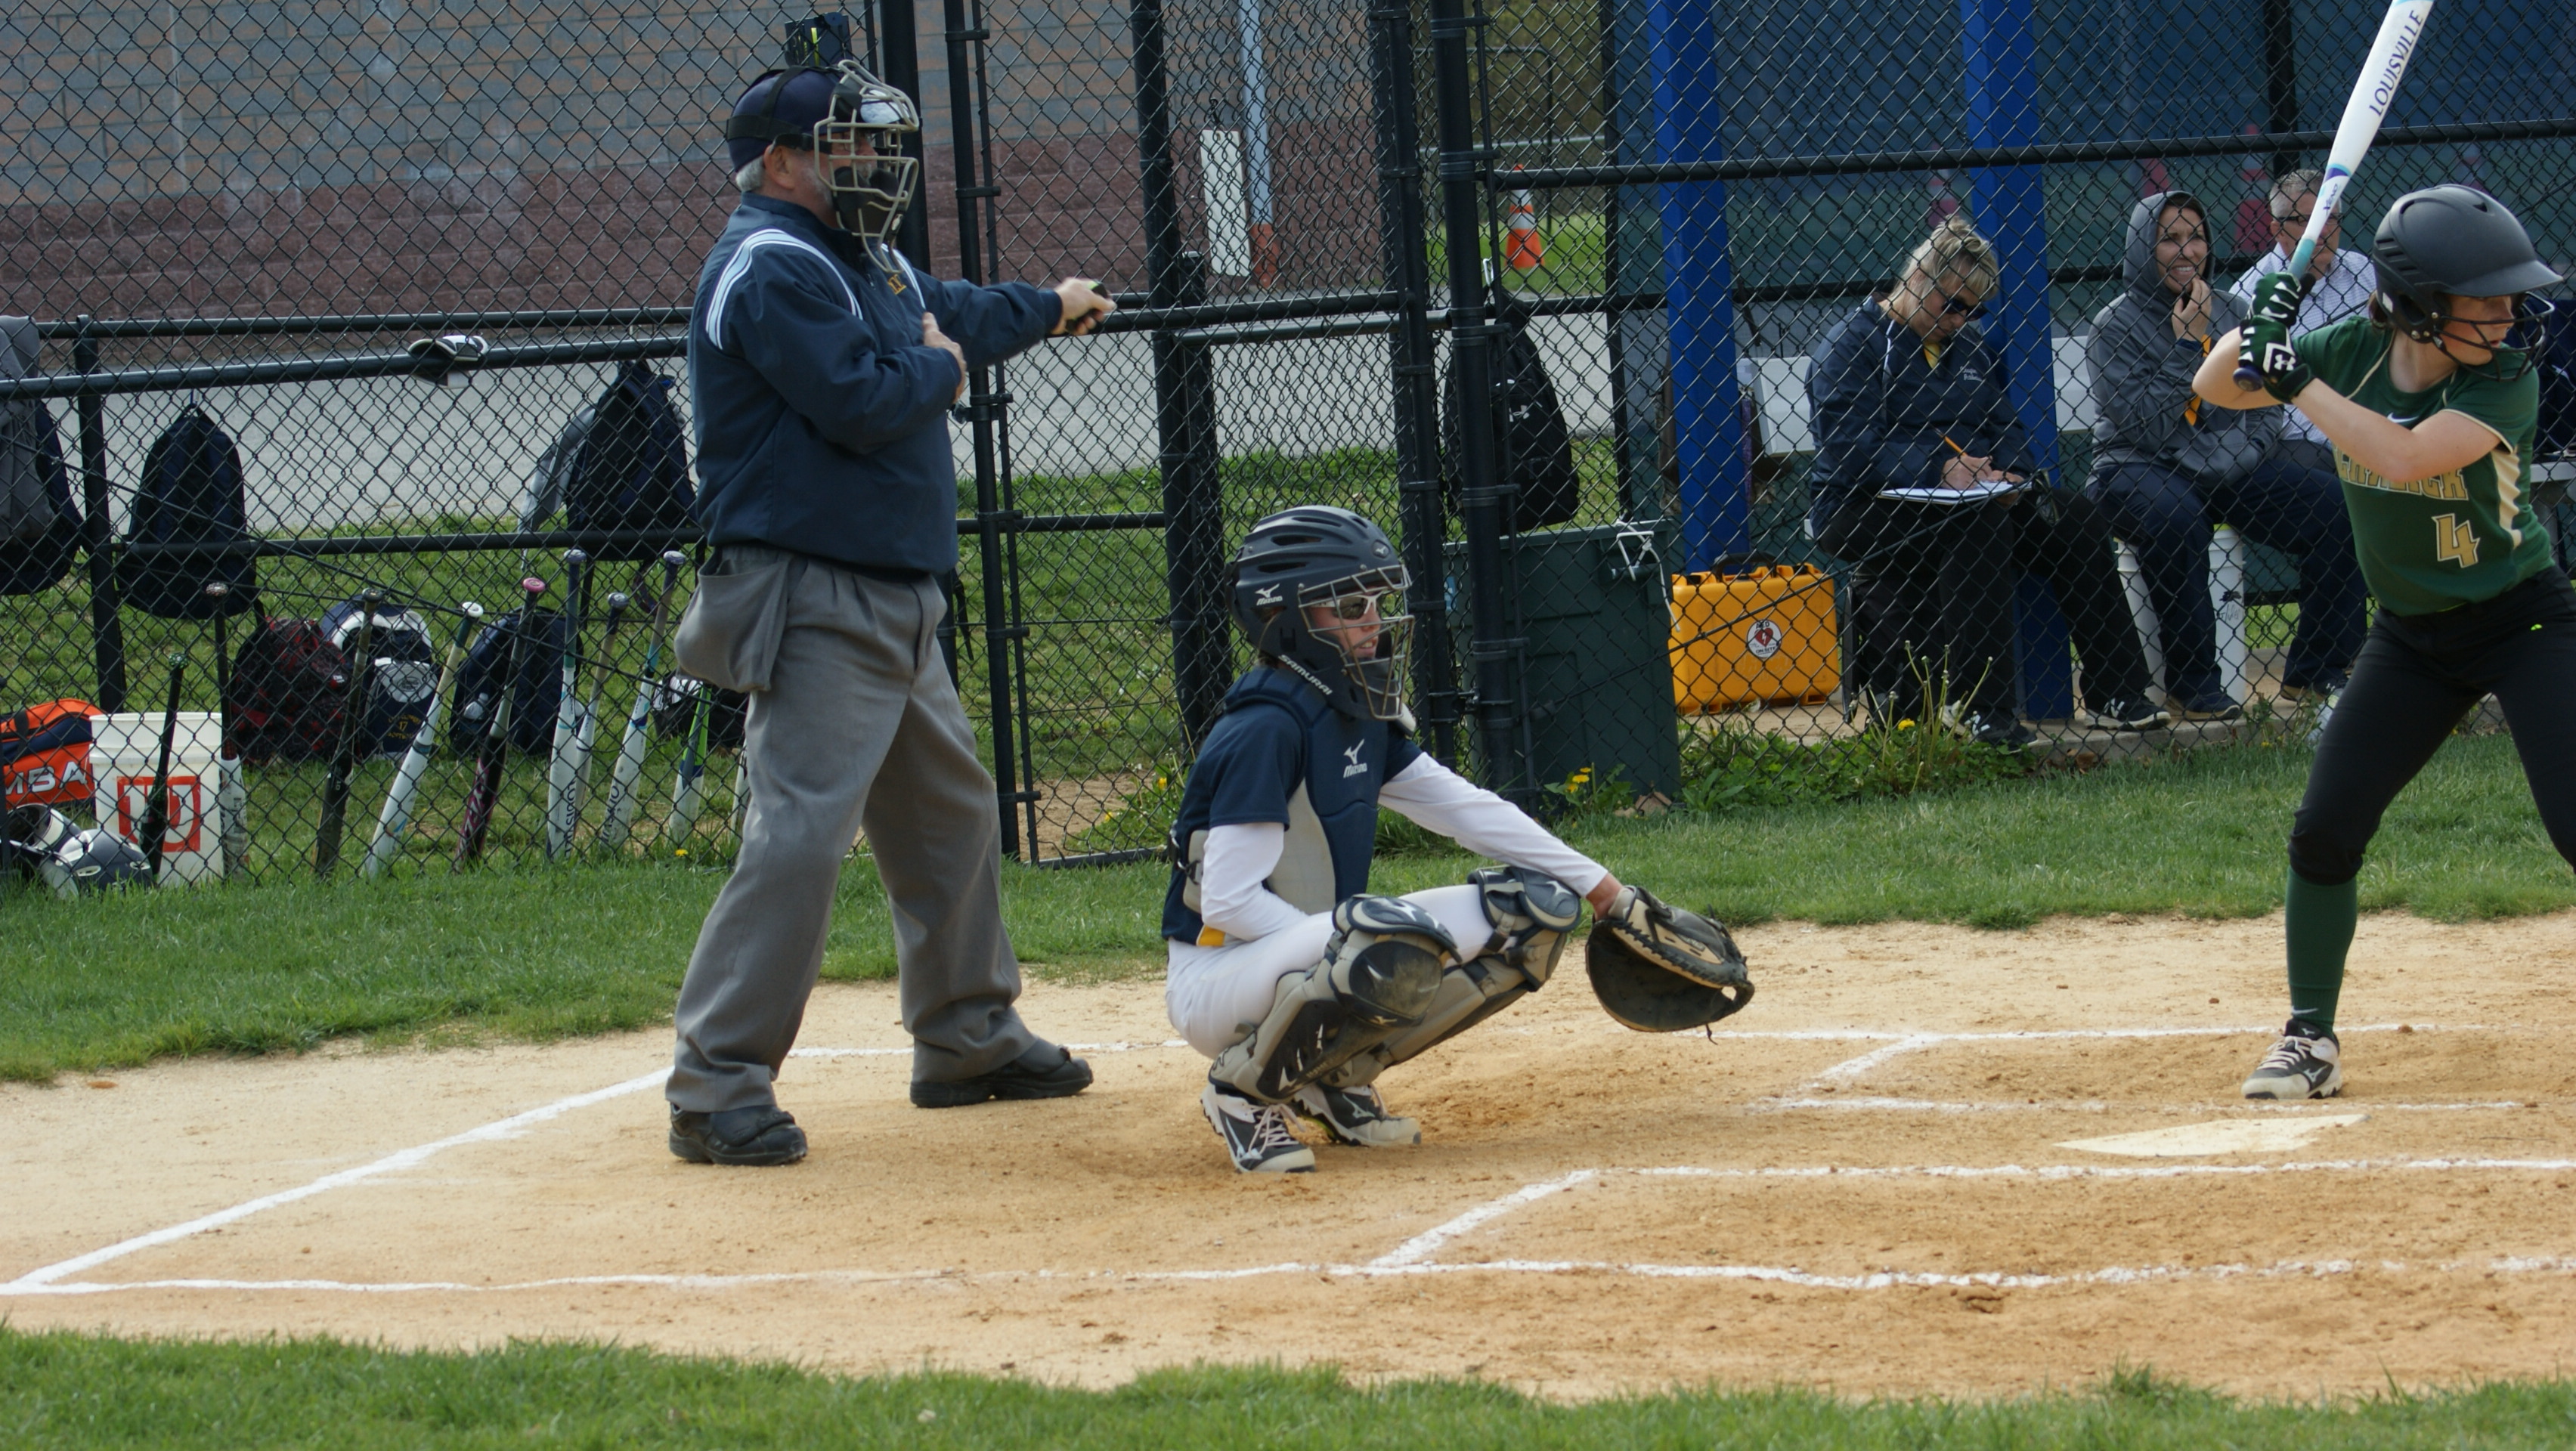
left=1202, top=1079, right=1315, bottom=1174
left=1293, top=1083, right=1421, bottom=1147
left=2243, top=1019, right=2343, bottom=1100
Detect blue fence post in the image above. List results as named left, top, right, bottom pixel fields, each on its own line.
left=1650, top=0, right=1748, bottom=571
left=1960, top=0, right=2073, bottom=719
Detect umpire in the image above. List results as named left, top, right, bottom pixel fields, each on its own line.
left=664, top=58, right=1114, bottom=1166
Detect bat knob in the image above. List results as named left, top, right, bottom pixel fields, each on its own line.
left=2232, top=364, right=2264, bottom=389
left=461, top=601, right=485, bottom=618
left=606, top=592, right=631, bottom=611
left=522, top=577, right=548, bottom=596
left=662, top=549, right=689, bottom=568
left=562, top=549, right=590, bottom=567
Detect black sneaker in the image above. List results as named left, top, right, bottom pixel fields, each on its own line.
left=2276, top=670, right=2348, bottom=703
left=2171, top=692, right=2244, bottom=722
left=2086, top=695, right=2169, bottom=732
left=2242, top=1019, right=2342, bottom=1100
left=1292, top=1082, right=1420, bottom=1146
left=910, top=1041, right=1094, bottom=1108
left=668, top=1104, right=808, bottom=1165
left=1202, top=1079, right=1315, bottom=1173
left=1964, top=711, right=2040, bottom=750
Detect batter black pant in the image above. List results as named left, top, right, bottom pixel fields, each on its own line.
left=1819, top=487, right=2153, bottom=722
left=2289, top=569, right=2576, bottom=886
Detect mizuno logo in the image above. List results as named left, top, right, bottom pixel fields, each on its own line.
left=1342, top=742, right=1367, bottom=778
left=1255, top=584, right=1283, bottom=606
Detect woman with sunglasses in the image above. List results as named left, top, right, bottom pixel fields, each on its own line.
left=2086, top=190, right=2367, bottom=719
left=2197, top=184, right=2567, bottom=1100
left=1808, top=218, right=2160, bottom=744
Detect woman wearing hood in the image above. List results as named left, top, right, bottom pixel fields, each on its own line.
left=2085, top=191, right=2367, bottom=717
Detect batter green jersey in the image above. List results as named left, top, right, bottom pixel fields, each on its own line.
left=2293, top=315, right=2550, bottom=614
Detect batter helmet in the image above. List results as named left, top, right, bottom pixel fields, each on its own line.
left=1228, top=506, right=1412, bottom=722
left=2372, top=185, right=2562, bottom=379
left=36, top=825, right=151, bottom=899
left=724, top=60, right=921, bottom=244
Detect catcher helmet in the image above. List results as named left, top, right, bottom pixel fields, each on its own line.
left=1228, top=506, right=1412, bottom=722
left=3, top=803, right=75, bottom=877
left=36, top=825, right=150, bottom=899
left=724, top=60, right=920, bottom=243
left=2371, top=185, right=2562, bottom=379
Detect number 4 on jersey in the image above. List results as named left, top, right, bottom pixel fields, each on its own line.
left=2433, top=513, right=2480, bottom=567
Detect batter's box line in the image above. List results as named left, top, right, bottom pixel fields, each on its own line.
left=1753, top=1097, right=2531, bottom=1114
left=0, top=1040, right=1190, bottom=1297
left=1791, top=1022, right=2492, bottom=1099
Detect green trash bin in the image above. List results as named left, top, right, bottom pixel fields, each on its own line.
left=1443, top=521, right=1681, bottom=804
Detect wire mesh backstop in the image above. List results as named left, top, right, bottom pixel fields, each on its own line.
left=4, top=0, right=2573, bottom=889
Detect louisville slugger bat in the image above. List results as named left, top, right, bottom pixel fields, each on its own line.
left=364, top=600, right=481, bottom=879
left=138, top=651, right=187, bottom=884
left=2234, top=0, right=2438, bottom=387
left=313, top=589, right=382, bottom=879
left=564, top=590, right=627, bottom=846
left=599, top=549, right=686, bottom=853
left=543, top=549, right=591, bottom=859
left=457, top=577, right=547, bottom=868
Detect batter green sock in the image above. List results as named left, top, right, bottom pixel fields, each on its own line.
left=2283, top=870, right=2358, bottom=1035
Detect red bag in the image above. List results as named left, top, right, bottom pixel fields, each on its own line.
left=1, top=698, right=100, bottom=806
left=226, top=616, right=348, bottom=764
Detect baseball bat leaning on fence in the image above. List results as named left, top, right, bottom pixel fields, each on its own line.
left=599, top=550, right=687, bottom=853
left=364, top=601, right=482, bottom=879
left=565, top=591, right=627, bottom=846
left=138, top=652, right=187, bottom=883
left=2235, top=0, right=2438, bottom=388
left=204, top=582, right=249, bottom=877
left=457, top=577, right=547, bottom=868
left=664, top=682, right=711, bottom=854
left=311, top=589, right=382, bottom=879
left=543, top=549, right=592, bottom=859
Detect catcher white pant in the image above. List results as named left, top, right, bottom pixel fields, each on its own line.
left=1166, top=883, right=1498, bottom=1059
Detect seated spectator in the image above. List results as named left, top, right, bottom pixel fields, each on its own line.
left=1808, top=218, right=2163, bottom=745
left=2228, top=169, right=2380, bottom=475
left=2089, top=191, right=2367, bottom=713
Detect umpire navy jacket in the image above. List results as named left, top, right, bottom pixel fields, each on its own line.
left=688, top=193, right=1060, bottom=577
left=1804, top=297, right=2033, bottom=534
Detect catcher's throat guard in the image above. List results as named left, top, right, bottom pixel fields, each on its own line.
left=1586, top=886, right=1753, bottom=1032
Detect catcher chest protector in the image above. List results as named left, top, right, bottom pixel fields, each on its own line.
left=566, top=360, right=693, bottom=560
left=118, top=405, right=259, bottom=618
left=1441, top=294, right=1580, bottom=532
left=224, top=616, right=348, bottom=764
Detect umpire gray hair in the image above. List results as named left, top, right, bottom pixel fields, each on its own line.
left=734, top=156, right=768, bottom=193
left=2271, top=169, right=2328, bottom=217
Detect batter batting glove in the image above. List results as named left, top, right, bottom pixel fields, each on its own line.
left=2243, top=272, right=2314, bottom=403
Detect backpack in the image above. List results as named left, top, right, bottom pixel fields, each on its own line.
left=1441, top=292, right=1581, bottom=533
left=318, top=595, right=439, bottom=756
left=1, top=698, right=99, bottom=806
left=0, top=317, right=81, bottom=596
left=225, top=616, right=348, bottom=764
left=118, top=404, right=259, bottom=617
left=565, top=360, right=694, bottom=559
left=449, top=607, right=565, bottom=756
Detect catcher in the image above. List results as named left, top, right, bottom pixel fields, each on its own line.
left=1163, top=506, right=1753, bottom=1173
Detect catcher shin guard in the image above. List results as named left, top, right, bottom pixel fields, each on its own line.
left=1587, top=886, right=1754, bottom=1032
left=1324, top=868, right=1583, bottom=1088
left=1209, top=894, right=1454, bottom=1102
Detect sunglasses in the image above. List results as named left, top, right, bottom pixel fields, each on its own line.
left=1318, top=591, right=1405, bottom=622
left=1933, top=288, right=1986, bottom=320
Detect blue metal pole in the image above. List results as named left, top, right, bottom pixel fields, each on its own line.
left=1649, top=0, right=1748, bottom=570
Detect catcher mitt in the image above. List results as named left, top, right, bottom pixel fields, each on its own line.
left=1585, top=885, right=1753, bottom=1032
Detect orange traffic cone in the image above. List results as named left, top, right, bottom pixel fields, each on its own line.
left=1504, top=169, right=1543, bottom=271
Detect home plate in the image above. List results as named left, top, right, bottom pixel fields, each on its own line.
left=2058, top=1115, right=2369, bottom=1158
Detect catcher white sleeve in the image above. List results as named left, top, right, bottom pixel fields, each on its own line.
left=1378, top=756, right=1608, bottom=895
left=1197, top=821, right=1314, bottom=943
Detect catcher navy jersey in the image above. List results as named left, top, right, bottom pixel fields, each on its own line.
left=1162, top=667, right=1423, bottom=944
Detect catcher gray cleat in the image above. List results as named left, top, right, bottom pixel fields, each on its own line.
left=1209, top=894, right=1453, bottom=1103
left=1324, top=867, right=1583, bottom=1089
left=1203, top=1078, right=1316, bottom=1173
left=1293, top=1082, right=1420, bottom=1146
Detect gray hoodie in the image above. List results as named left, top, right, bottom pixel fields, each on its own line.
left=2085, top=190, right=2277, bottom=484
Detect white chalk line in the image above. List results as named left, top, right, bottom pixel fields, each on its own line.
left=1758, top=1097, right=2531, bottom=1114
left=1783, top=1022, right=2489, bottom=1100
left=1, top=1039, right=1188, bottom=1295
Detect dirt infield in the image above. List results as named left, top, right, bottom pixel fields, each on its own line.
left=8, top=911, right=2576, bottom=1400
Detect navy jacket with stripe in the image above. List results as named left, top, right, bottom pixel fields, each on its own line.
left=687, top=193, right=1060, bottom=575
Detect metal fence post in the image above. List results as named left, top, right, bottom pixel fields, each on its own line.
left=1132, top=0, right=1231, bottom=750
left=1368, top=0, right=1460, bottom=766
left=74, top=317, right=127, bottom=713
left=1426, top=0, right=1528, bottom=802
left=943, top=0, right=1029, bottom=855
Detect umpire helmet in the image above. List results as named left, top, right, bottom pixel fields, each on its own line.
left=1228, top=506, right=1412, bottom=722
left=2372, top=186, right=2562, bottom=376
left=724, top=60, right=921, bottom=243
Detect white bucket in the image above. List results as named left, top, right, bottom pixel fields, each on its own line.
left=88, top=712, right=228, bottom=885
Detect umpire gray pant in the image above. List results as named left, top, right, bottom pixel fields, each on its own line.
left=667, top=551, right=1037, bottom=1112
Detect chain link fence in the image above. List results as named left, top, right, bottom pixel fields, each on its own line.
left=5, top=0, right=2573, bottom=891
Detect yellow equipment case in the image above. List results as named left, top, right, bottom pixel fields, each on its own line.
left=1669, top=563, right=1840, bottom=713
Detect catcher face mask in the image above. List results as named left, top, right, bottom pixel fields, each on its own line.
left=1278, top=566, right=1412, bottom=722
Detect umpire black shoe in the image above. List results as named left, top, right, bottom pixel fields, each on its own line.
left=668, top=1104, right=807, bottom=1166
left=910, top=1041, right=1094, bottom=1108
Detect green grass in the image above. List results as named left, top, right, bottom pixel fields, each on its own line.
left=11, top=729, right=2565, bottom=1080
left=6, top=1329, right=2576, bottom=1449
